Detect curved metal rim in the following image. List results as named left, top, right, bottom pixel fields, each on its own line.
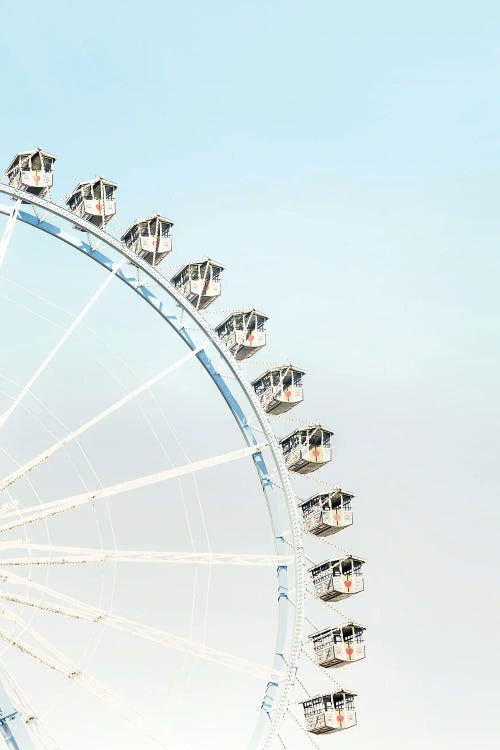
left=0, top=183, right=306, bottom=750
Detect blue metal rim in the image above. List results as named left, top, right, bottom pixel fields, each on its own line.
left=0, top=183, right=306, bottom=750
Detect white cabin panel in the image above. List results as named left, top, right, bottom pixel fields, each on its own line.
left=261, top=384, right=303, bottom=414
left=173, top=260, right=223, bottom=308
left=307, top=508, right=353, bottom=535
left=182, top=278, right=221, bottom=308
left=285, top=445, right=332, bottom=473
left=324, top=709, right=356, bottom=732
left=20, top=171, right=53, bottom=189
left=323, top=508, right=353, bottom=529
left=305, top=713, right=328, bottom=733
left=314, top=641, right=365, bottom=667
left=227, top=330, right=266, bottom=360
left=305, top=709, right=356, bottom=734
left=139, top=236, right=172, bottom=255
left=189, top=278, right=221, bottom=298
left=314, top=574, right=364, bottom=601
left=83, top=199, right=116, bottom=217
left=6, top=150, right=56, bottom=197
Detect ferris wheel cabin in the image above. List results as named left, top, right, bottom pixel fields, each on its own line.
left=301, top=691, right=357, bottom=734
left=309, top=623, right=366, bottom=668
left=171, top=259, right=224, bottom=309
left=298, top=488, right=354, bottom=536
left=215, top=309, right=268, bottom=360
left=5, top=148, right=55, bottom=196
left=121, top=214, right=173, bottom=266
left=252, top=365, right=305, bottom=415
left=309, top=556, right=365, bottom=601
left=280, top=424, right=333, bottom=473
left=66, top=177, right=117, bottom=227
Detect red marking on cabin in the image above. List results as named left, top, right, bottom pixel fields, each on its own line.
left=344, top=580, right=352, bottom=589
left=96, top=201, right=102, bottom=213
left=336, top=715, right=344, bottom=724
left=334, top=513, right=341, bottom=522
left=247, top=334, right=254, bottom=343
left=312, top=448, right=320, bottom=458
left=34, top=174, right=40, bottom=184
left=284, top=389, right=292, bottom=399
left=346, top=647, right=354, bottom=657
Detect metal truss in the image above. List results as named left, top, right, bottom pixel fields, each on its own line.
left=0, top=443, right=267, bottom=534
left=0, top=258, right=127, bottom=432
left=0, top=604, right=170, bottom=748
left=0, top=571, right=281, bottom=680
left=0, top=541, right=292, bottom=568
left=0, top=344, right=206, bottom=495
left=0, top=199, right=21, bottom=272
left=0, top=183, right=307, bottom=750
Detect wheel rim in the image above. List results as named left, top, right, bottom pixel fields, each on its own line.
left=0, top=183, right=306, bottom=750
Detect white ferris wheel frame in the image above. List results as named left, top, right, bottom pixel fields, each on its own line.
left=0, top=182, right=306, bottom=750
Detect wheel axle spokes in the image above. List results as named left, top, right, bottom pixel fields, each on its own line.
left=0, top=257, right=127, bottom=433
left=0, top=199, right=21, bottom=272
left=0, top=541, right=291, bottom=567
left=0, top=571, right=280, bottom=680
left=0, top=662, right=59, bottom=750
left=0, top=442, right=267, bottom=533
left=0, top=343, right=207, bottom=496
left=0, top=604, right=170, bottom=748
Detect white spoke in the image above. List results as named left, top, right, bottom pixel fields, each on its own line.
left=0, top=571, right=280, bottom=680
left=0, top=662, right=60, bottom=750
left=0, top=570, right=116, bottom=620
left=0, top=199, right=21, bottom=272
left=0, top=603, right=75, bottom=673
left=0, top=605, right=170, bottom=748
left=0, top=257, right=126, bottom=432
left=0, top=541, right=291, bottom=567
left=0, top=442, right=267, bottom=533
left=0, top=343, right=207, bottom=494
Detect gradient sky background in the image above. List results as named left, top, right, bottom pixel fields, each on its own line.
left=1, top=1, right=499, bottom=749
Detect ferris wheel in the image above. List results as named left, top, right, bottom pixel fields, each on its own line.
left=0, top=148, right=366, bottom=750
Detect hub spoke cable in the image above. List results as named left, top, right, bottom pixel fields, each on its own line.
left=0, top=541, right=291, bottom=567
left=0, top=343, right=207, bottom=495
left=0, top=572, right=281, bottom=680
left=0, top=258, right=127, bottom=433
left=0, top=605, right=170, bottom=748
left=0, top=661, right=60, bottom=750
left=0, top=442, right=267, bottom=533
left=0, top=200, right=21, bottom=272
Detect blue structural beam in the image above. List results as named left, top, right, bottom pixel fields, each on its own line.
left=0, top=188, right=306, bottom=750
left=0, top=684, right=35, bottom=750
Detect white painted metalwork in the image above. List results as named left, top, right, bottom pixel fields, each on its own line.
left=0, top=609, right=170, bottom=748
left=0, top=541, right=291, bottom=567
left=0, top=257, right=127, bottom=432
left=215, top=309, right=268, bottom=360
left=0, top=663, right=59, bottom=750
left=0, top=344, right=207, bottom=495
left=0, top=200, right=21, bottom=273
left=298, top=488, right=354, bottom=537
left=280, top=424, right=334, bottom=474
left=0, top=180, right=310, bottom=750
left=171, top=258, right=223, bottom=309
left=0, top=574, right=282, bottom=680
left=300, top=691, right=357, bottom=735
left=5, top=150, right=55, bottom=197
left=252, top=365, right=305, bottom=415
left=308, top=623, right=366, bottom=668
left=121, top=214, right=173, bottom=266
left=308, top=557, right=365, bottom=602
left=66, top=177, right=117, bottom=228
left=0, top=442, right=267, bottom=533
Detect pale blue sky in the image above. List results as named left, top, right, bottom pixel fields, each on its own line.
left=1, top=1, right=499, bottom=749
